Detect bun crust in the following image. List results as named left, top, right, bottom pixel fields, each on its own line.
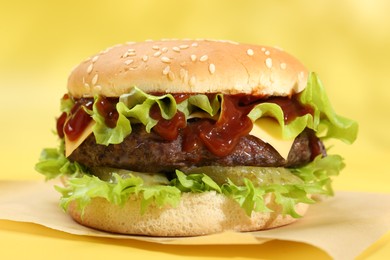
left=67, top=191, right=308, bottom=236
left=68, top=39, right=308, bottom=98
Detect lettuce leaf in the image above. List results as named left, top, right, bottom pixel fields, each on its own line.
left=248, top=72, right=358, bottom=143
left=90, top=99, right=132, bottom=145
left=34, top=141, right=88, bottom=180
left=222, top=178, right=270, bottom=216
left=60, top=96, right=74, bottom=113
left=300, top=72, right=358, bottom=144
left=55, top=172, right=181, bottom=216
left=55, top=154, right=343, bottom=217
left=170, top=170, right=222, bottom=193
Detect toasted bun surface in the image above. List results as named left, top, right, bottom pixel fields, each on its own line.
left=68, top=39, right=308, bottom=98
left=68, top=191, right=308, bottom=236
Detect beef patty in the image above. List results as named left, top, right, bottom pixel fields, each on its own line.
left=68, top=123, right=326, bottom=173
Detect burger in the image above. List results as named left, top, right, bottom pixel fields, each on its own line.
left=35, top=39, right=358, bottom=236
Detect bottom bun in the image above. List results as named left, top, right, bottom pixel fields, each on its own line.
left=68, top=191, right=309, bottom=237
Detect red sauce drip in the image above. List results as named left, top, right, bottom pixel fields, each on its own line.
left=63, top=98, right=93, bottom=141
left=148, top=94, right=191, bottom=141
left=265, top=95, right=313, bottom=123
left=56, top=112, right=67, bottom=138
left=173, top=93, right=191, bottom=103
left=95, top=97, right=119, bottom=128
left=150, top=104, right=187, bottom=141
left=184, top=95, right=253, bottom=156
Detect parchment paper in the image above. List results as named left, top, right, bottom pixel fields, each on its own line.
left=0, top=180, right=389, bottom=259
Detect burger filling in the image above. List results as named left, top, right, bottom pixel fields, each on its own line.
left=36, top=72, right=358, bottom=217
left=65, top=92, right=326, bottom=174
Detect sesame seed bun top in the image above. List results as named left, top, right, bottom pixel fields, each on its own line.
left=67, top=39, right=309, bottom=98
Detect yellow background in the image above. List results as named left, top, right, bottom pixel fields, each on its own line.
left=0, top=0, right=389, bottom=259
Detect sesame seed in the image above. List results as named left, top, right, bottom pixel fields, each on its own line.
left=179, top=68, right=187, bottom=79
left=168, top=71, right=175, bottom=81
left=191, top=42, right=198, bottom=47
left=128, top=48, right=135, bottom=52
left=181, top=69, right=189, bottom=83
left=94, top=85, right=102, bottom=91
left=265, top=50, right=270, bottom=56
left=122, top=51, right=136, bottom=58
left=246, top=49, right=254, bottom=56
left=199, top=55, right=208, bottom=62
left=92, top=74, right=99, bottom=85
left=261, top=47, right=266, bottom=52
left=161, top=56, right=171, bottom=63
left=162, top=47, right=168, bottom=53
left=152, top=45, right=160, bottom=50
left=92, top=56, right=99, bottom=63
left=124, top=59, right=134, bottom=65
left=153, top=51, right=162, bottom=57
left=180, top=62, right=187, bottom=67
left=189, top=76, right=196, bottom=87
left=172, top=46, right=180, bottom=52
left=142, top=55, right=149, bottom=62
left=162, top=65, right=170, bottom=75
left=179, top=44, right=189, bottom=49
left=87, top=64, right=93, bottom=74
left=265, top=58, right=273, bottom=68
left=209, top=63, right=216, bottom=74
left=190, top=54, right=197, bottom=62
left=280, top=63, right=287, bottom=70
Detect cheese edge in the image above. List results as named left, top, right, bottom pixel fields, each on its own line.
left=249, top=118, right=295, bottom=160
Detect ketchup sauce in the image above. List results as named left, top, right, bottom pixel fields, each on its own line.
left=265, top=95, right=314, bottom=124
left=193, top=95, right=253, bottom=156
left=95, top=97, right=119, bottom=128
left=149, top=94, right=189, bottom=141
left=62, top=98, right=93, bottom=141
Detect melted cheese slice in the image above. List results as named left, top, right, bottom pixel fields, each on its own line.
left=249, top=118, right=294, bottom=160
left=65, top=121, right=95, bottom=157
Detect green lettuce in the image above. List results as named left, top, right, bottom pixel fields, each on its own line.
left=90, top=99, right=132, bottom=145
left=300, top=72, right=358, bottom=143
left=55, top=154, right=343, bottom=217
left=60, top=96, right=74, bottom=113
left=56, top=173, right=181, bottom=215
left=247, top=72, right=358, bottom=143
left=34, top=141, right=88, bottom=180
